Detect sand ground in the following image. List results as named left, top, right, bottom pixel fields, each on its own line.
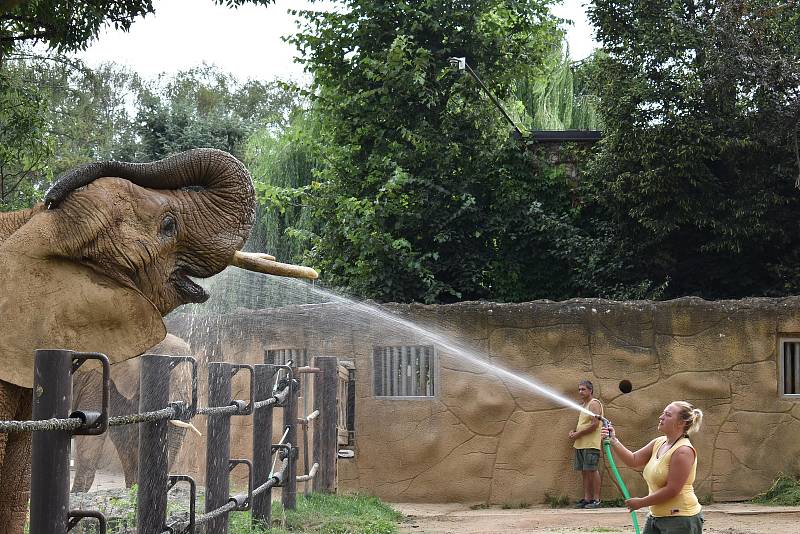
left=394, top=502, right=800, bottom=534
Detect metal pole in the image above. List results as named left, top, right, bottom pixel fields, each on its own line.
left=282, top=374, right=298, bottom=509
left=252, top=364, right=276, bottom=528
left=206, top=362, right=232, bottom=534
left=136, top=354, right=171, bottom=534
left=30, top=349, right=73, bottom=534
left=312, top=356, right=338, bottom=493
left=464, top=61, right=525, bottom=139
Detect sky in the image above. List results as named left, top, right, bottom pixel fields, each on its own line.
left=77, top=0, right=599, bottom=83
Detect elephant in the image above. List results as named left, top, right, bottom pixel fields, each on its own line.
left=71, top=334, right=194, bottom=493
left=0, top=148, right=317, bottom=533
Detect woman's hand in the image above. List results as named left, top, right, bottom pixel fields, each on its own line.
left=625, top=497, right=646, bottom=511
left=600, top=424, right=615, bottom=441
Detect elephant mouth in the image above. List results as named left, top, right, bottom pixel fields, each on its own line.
left=172, top=271, right=209, bottom=304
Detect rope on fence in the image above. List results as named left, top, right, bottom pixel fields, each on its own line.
left=194, top=500, right=238, bottom=526
left=299, top=409, right=320, bottom=425
left=108, top=407, right=176, bottom=426
left=196, top=403, right=242, bottom=416
left=253, top=456, right=289, bottom=498
left=0, top=417, right=83, bottom=433
left=296, top=462, right=319, bottom=482
left=0, top=384, right=291, bottom=432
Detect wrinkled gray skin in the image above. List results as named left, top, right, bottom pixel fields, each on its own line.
left=0, top=148, right=256, bottom=533
left=71, top=334, right=194, bottom=493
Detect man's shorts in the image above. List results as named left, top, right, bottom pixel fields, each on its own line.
left=643, top=512, right=704, bottom=534
left=574, top=448, right=600, bottom=471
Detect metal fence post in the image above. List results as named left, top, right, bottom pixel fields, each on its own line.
left=252, top=364, right=277, bottom=528
left=206, top=362, right=232, bottom=534
left=30, top=349, right=73, bottom=534
left=137, top=354, right=172, bottom=534
left=313, top=356, right=338, bottom=493
left=282, top=373, right=298, bottom=510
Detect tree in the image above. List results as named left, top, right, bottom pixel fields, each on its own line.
left=0, top=53, right=53, bottom=210
left=245, top=108, right=319, bottom=261
left=287, top=0, right=562, bottom=303
left=512, top=44, right=602, bottom=131
left=585, top=0, right=800, bottom=298
left=135, top=65, right=298, bottom=161
left=0, top=0, right=274, bottom=57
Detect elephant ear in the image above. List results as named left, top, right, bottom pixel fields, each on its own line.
left=0, top=253, right=165, bottom=389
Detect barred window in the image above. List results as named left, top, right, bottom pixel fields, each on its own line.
left=266, top=348, right=308, bottom=367
left=780, top=339, right=800, bottom=396
left=373, top=345, right=436, bottom=397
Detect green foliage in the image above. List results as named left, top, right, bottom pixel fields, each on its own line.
left=500, top=501, right=531, bottom=509
left=135, top=65, right=298, bottom=161
left=543, top=492, right=570, bottom=508
left=0, top=56, right=52, bottom=210
left=752, top=473, right=800, bottom=506
left=513, top=44, right=602, bottom=131
left=229, top=493, right=402, bottom=534
left=0, top=0, right=275, bottom=56
left=246, top=107, right=319, bottom=260
left=585, top=0, right=800, bottom=299
left=599, top=497, right=625, bottom=508
left=286, top=0, right=562, bottom=303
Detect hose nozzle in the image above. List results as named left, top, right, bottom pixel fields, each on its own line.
left=596, top=416, right=612, bottom=443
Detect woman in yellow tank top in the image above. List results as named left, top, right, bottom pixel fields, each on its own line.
left=601, top=401, right=704, bottom=534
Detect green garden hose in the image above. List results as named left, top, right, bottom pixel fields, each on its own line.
left=601, top=419, right=641, bottom=534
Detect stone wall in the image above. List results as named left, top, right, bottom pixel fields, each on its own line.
left=165, top=297, right=800, bottom=504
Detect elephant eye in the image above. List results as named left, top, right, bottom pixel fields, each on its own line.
left=160, top=215, right=177, bottom=238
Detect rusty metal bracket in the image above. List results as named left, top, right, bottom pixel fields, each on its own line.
left=228, top=459, right=253, bottom=511
left=67, top=510, right=107, bottom=533
left=230, top=364, right=254, bottom=415
left=168, top=356, right=198, bottom=421
left=69, top=352, right=109, bottom=436
left=164, top=475, right=196, bottom=534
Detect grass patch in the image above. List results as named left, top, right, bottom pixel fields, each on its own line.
left=543, top=492, right=571, bottom=508
left=255, top=492, right=403, bottom=534
left=752, top=473, right=800, bottom=505
left=500, top=501, right=530, bottom=509
left=469, top=502, right=491, bottom=510
left=600, top=497, right=625, bottom=508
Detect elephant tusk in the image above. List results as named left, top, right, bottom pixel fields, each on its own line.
left=169, top=419, right=202, bottom=437
left=230, top=251, right=319, bottom=280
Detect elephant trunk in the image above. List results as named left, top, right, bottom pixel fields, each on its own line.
left=45, top=148, right=256, bottom=278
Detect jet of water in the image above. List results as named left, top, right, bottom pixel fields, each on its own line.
left=302, top=282, right=595, bottom=417
left=196, top=270, right=595, bottom=418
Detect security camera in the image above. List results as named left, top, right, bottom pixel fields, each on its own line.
left=448, top=57, right=466, bottom=70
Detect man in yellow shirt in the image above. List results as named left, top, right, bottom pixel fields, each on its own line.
left=569, top=380, right=604, bottom=509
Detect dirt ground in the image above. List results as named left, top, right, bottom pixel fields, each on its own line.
left=394, top=503, right=800, bottom=534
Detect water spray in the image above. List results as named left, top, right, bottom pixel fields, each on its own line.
left=597, top=416, right=641, bottom=534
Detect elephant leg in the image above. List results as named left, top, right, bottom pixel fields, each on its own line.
left=71, top=434, right=103, bottom=493
left=0, top=381, right=32, bottom=534
left=109, top=425, right=139, bottom=488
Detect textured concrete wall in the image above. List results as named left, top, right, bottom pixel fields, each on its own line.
left=165, top=297, right=800, bottom=504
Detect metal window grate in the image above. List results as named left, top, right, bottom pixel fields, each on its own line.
left=266, top=348, right=308, bottom=367
left=373, top=345, right=436, bottom=397
left=781, top=340, right=800, bottom=396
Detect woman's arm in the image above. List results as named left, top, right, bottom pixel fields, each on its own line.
left=625, top=446, right=695, bottom=510
left=602, top=424, right=656, bottom=469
